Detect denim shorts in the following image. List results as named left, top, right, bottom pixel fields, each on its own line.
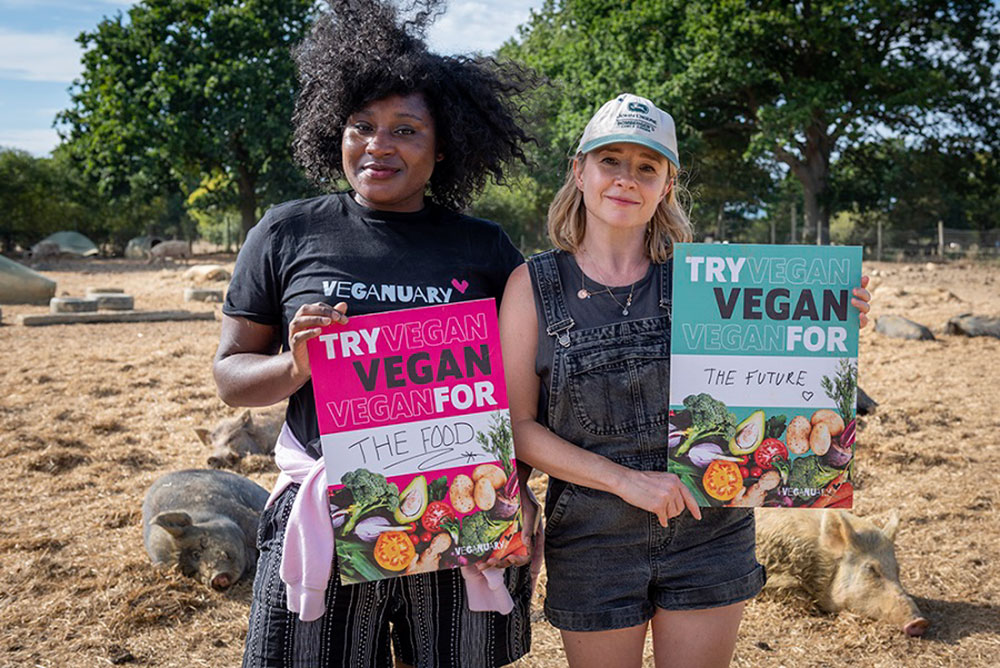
left=542, top=481, right=765, bottom=632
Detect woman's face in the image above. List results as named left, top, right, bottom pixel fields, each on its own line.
left=342, top=93, right=440, bottom=212
left=573, top=143, right=672, bottom=235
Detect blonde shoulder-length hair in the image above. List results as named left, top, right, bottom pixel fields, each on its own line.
left=547, top=153, right=693, bottom=263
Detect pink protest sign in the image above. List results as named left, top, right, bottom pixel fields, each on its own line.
left=307, top=299, right=525, bottom=584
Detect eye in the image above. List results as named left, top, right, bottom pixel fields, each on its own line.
left=600, top=156, right=619, bottom=165
left=191, top=550, right=201, bottom=561
left=867, top=563, right=881, bottom=578
left=640, top=163, right=658, bottom=173
left=351, top=121, right=374, bottom=133
left=394, top=126, right=415, bottom=135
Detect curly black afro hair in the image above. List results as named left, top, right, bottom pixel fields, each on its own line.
left=292, top=0, right=538, bottom=211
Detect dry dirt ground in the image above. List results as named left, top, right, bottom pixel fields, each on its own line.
left=0, top=256, right=998, bottom=668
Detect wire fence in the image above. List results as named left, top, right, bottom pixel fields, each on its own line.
left=841, top=225, right=1000, bottom=261
left=709, top=220, right=1000, bottom=261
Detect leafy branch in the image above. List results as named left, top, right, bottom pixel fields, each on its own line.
left=821, top=358, right=858, bottom=424
left=476, top=412, right=514, bottom=478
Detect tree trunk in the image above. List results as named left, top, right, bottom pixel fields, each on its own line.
left=802, top=185, right=823, bottom=245
left=235, top=163, right=258, bottom=242
left=231, top=137, right=259, bottom=243
left=776, top=121, right=832, bottom=245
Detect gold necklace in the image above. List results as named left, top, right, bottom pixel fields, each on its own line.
left=575, top=252, right=640, bottom=316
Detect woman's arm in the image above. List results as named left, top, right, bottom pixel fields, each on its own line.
left=499, top=265, right=700, bottom=525
left=213, top=301, right=348, bottom=407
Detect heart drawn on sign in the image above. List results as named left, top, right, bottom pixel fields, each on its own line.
left=451, top=278, right=469, bottom=294
left=801, top=391, right=814, bottom=402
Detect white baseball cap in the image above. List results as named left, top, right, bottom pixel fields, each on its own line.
left=576, top=93, right=679, bottom=168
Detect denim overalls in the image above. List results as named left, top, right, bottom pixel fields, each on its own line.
left=528, top=249, right=764, bottom=632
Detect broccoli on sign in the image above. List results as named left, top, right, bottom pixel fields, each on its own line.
left=332, top=469, right=401, bottom=533
left=673, top=393, right=738, bottom=455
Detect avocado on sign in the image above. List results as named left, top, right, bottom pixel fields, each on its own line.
left=667, top=243, right=862, bottom=509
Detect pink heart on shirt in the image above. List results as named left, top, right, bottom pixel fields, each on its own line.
left=451, top=278, right=469, bottom=294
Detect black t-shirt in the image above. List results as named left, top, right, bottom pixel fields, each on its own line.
left=223, top=192, right=524, bottom=458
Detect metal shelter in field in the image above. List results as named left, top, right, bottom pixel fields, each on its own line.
left=32, top=231, right=100, bottom=257
left=0, top=255, right=57, bottom=304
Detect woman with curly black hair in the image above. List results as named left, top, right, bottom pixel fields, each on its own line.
left=212, top=1, right=538, bottom=666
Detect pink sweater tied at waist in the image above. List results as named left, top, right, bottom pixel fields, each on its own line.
left=267, top=422, right=541, bottom=622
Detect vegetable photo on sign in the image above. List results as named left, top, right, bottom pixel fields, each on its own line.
left=668, top=392, right=856, bottom=508
left=329, top=454, right=525, bottom=583
left=668, top=243, right=863, bottom=508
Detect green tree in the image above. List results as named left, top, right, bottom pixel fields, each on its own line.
left=832, top=137, right=1000, bottom=254
left=685, top=136, right=774, bottom=242
left=505, top=1, right=1000, bottom=244
left=469, top=175, right=551, bottom=254
left=58, top=0, right=316, bottom=237
left=0, top=148, right=60, bottom=252
left=674, top=0, right=1000, bottom=244
left=0, top=146, right=171, bottom=254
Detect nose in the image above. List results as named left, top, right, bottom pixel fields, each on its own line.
left=903, top=617, right=929, bottom=637
left=365, top=128, right=395, bottom=156
left=612, top=165, right=638, bottom=189
left=211, top=572, right=233, bottom=590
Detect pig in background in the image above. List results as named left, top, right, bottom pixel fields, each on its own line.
left=146, top=239, right=191, bottom=263
left=142, top=469, right=269, bottom=590
left=755, top=508, right=929, bottom=637
left=195, top=408, right=282, bottom=469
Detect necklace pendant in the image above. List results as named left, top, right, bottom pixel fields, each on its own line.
left=622, top=307, right=629, bottom=316
left=577, top=289, right=590, bottom=300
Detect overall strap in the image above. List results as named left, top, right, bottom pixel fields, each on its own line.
left=527, top=250, right=575, bottom=348
left=659, top=258, right=673, bottom=316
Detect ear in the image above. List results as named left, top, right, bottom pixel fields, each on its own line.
left=436, top=152, right=444, bottom=162
left=153, top=511, right=192, bottom=538
left=882, top=511, right=900, bottom=542
left=572, top=157, right=585, bottom=191
left=660, top=176, right=675, bottom=203
left=240, top=409, right=253, bottom=425
left=820, top=510, right=857, bottom=555
left=193, top=428, right=212, bottom=446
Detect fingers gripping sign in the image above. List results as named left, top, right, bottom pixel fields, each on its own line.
left=670, top=476, right=702, bottom=523
left=289, top=301, right=349, bottom=382
left=619, top=469, right=702, bottom=527
left=852, top=275, right=873, bottom=329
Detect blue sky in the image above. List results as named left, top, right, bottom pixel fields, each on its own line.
left=0, top=0, right=540, bottom=156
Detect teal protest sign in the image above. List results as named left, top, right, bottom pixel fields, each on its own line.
left=668, top=243, right=862, bottom=509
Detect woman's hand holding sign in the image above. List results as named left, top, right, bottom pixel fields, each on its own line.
left=288, top=301, right=349, bottom=384
left=616, top=469, right=703, bottom=526
left=214, top=302, right=347, bottom=409
left=853, top=275, right=872, bottom=329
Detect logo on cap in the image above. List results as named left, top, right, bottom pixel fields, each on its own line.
left=627, top=101, right=649, bottom=114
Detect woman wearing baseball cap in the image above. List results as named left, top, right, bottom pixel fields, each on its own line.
left=499, top=94, right=872, bottom=666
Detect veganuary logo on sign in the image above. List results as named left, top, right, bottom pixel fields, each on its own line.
left=323, top=279, right=457, bottom=304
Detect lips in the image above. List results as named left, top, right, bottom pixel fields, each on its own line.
left=361, top=162, right=400, bottom=179
left=606, top=194, right=639, bottom=205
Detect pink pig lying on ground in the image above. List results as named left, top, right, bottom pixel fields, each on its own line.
left=756, top=508, right=930, bottom=637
